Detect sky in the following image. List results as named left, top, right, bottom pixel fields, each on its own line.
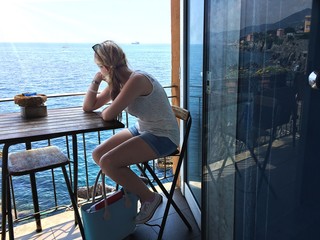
left=0, top=0, right=171, bottom=44
left=208, top=0, right=312, bottom=33
left=240, top=0, right=312, bottom=27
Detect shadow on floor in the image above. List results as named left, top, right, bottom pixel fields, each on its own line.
left=3, top=188, right=201, bottom=240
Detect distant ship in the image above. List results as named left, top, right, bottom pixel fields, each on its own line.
left=131, top=41, right=140, bottom=44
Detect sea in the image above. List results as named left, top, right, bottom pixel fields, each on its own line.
left=0, top=43, right=172, bottom=216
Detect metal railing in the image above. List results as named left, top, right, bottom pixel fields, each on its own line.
left=0, top=85, right=177, bottom=225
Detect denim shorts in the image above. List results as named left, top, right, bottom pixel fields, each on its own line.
left=128, top=125, right=177, bottom=157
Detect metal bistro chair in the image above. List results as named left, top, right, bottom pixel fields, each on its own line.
left=5, top=146, right=85, bottom=239
left=136, top=105, right=193, bottom=240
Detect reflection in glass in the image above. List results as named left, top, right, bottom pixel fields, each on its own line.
left=186, top=0, right=204, bottom=208
left=203, top=0, right=312, bottom=239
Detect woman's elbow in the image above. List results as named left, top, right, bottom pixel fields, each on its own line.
left=101, top=111, right=116, bottom=121
left=82, top=105, right=94, bottom=112
left=101, top=115, right=114, bottom=121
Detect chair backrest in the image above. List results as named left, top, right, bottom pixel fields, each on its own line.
left=236, top=87, right=296, bottom=144
left=253, top=95, right=279, bottom=130
left=171, top=105, right=192, bottom=160
left=172, top=105, right=190, bottom=122
left=261, top=86, right=296, bottom=127
left=253, top=87, right=296, bottom=130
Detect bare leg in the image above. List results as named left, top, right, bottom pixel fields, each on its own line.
left=92, top=129, right=158, bottom=202
left=92, top=129, right=133, bottom=164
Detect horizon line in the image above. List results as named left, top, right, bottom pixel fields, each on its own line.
left=0, top=41, right=171, bottom=45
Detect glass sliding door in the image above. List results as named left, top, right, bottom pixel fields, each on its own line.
left=183, top=0, right=204, bottom=228
left=202, top=0, right=241, bottom=239
left=201, top=0, right=318, bottom=239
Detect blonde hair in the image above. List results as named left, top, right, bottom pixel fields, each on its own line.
left=94, top=40, right=129, bottom=100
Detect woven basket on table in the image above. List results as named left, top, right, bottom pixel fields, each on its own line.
left=14, top=94, right=47, bottom=107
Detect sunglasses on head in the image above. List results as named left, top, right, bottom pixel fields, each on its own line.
left=92, top=44, right=106, bottom=64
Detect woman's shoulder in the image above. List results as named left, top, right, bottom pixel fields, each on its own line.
left=133, top=70, right=154, bottom=79
left=135, top=71, right=161, bottom=87
left=129, top=70, right=155, bottom=85
left=125, top=70, right=154, bottom=96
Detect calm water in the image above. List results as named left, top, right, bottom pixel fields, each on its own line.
left=0, top=43, right=172, bottom=214
left=0, top=42, right=171, bottom=111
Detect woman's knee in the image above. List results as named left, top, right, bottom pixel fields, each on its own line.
left=92, top=146, right=105, bottom=165
left=99, top=154, right=116, bottom=175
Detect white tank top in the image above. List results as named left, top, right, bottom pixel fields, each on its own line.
left=126, top=70, right=180, bottom=146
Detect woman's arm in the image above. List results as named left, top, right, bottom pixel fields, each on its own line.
left=83, top=72, right=112, bottom=112
left=100, top=73, right=153, bottom=121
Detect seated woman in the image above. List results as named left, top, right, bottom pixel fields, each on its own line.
left=82, top=40, right=179, bottom=224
